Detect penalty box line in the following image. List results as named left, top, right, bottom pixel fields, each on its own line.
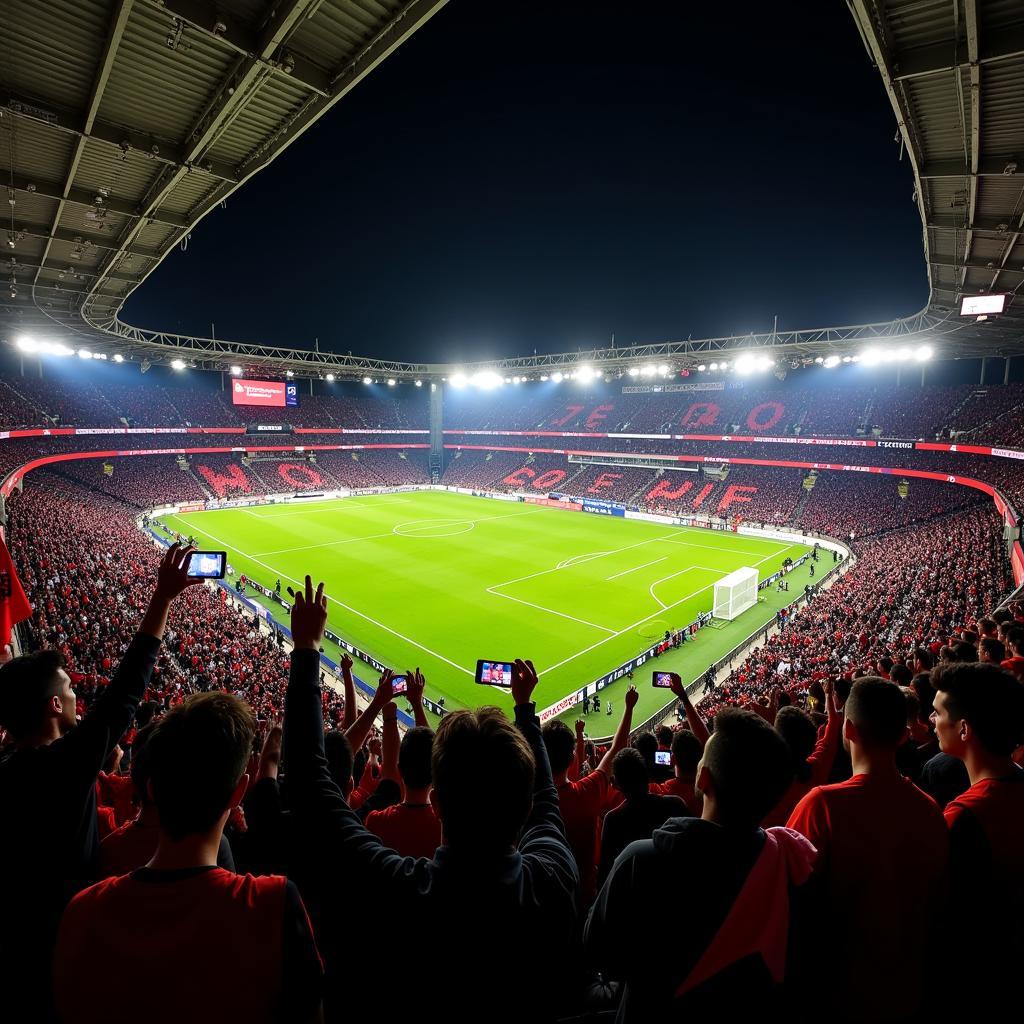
left=164, top=515, right=474, bottom=678
left=540, top=543, right=798, bottom=678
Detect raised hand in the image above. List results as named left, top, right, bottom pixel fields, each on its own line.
left=668, top=673, right=688, bottom=702
left=289, top=576, right=328, bottom=651
left=624, top=685, right=639, bottom=710
left=575, top=719, right=586, bottom=737
left=405, top=667, right=425, bottom=704
left=510, top=658, right=539, bottom=707
left=155, top=543, right=204, bottom=600
left=373, top=669, right=395, bottom=707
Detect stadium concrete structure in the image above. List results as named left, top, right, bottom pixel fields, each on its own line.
left=0, top=2, right=1023, bottom=722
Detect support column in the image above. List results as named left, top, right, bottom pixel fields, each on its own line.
left=429, top=382, right=444, bottom=482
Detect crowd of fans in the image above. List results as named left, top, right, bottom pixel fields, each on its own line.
left=1, top=370, right=1024, bottom=1022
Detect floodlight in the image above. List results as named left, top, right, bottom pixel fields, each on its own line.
left=171, top=359, right=186, bottom=370
left=16, top=336, right=38, bottom=353
left=512, top=376, right=521, bottom=384
left=415, top=380, right=423, bottom=387
left=657, top=364, right=669, bottom=376
left=230, top=365, right=242, bottom=375
left=362, top=376, right=373, bottom=385
left=552, top=371, right=564, bottom=383
left=286, top=370, right=294, bottom=378
left=627, top=367, right=640, bottom=377
left=450, top=372, right=468, bottom=389
left=577, top=365, right=594, bottom=382
left=326, top=373, right=335, bottom=381
left=77, top=349, right=92, bottom=360
left=709, top=362, right=719, bottom=371
left=387, top=379, right=396, bottom=386
left=472, top=371, right=503, bottom=390
left=540, top=374, right=549, bottom=381
left=915, top=345, right=932, bottom=361
left=697, top=364, right=706, bottom=372
left=823, top=355, right=841, bottom=368
left=113, top=353, right=124, bottom=363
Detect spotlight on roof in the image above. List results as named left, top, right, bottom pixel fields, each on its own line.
left=171, top=359, right=186, bottom=370
left=640, top=364, right=656, bottom=377
left=576, top=365, right=595, bottom=382
left=512, top=376, right=521, bottom=384
left=286, top=370, right=294, bottom=378
left=15, top=335, right=38, bottom=353
left=77, top=349, right=93, bottom=360
left=540, top=374, right=549, bottom=381
left=552, top=371, right=564, bottom=383
left=709, top=362, right=719, bottom=371
left=823, top=355, right=841, bottom=369
left=326, top=373, right=335, bottom=381
left=362, top=376, right=373, bottom=385
left=415, top=379, right=423, bottom=387
left=697, top=364, right=706, bottom=372
left=230, top=365, right=242, bottom=376
left=472, top=370, right=503, bottom=390
left=914, top=345, right=933, bottom=361
left=450, top=372, right=468, bottom=389
left=627, top=366, right=640, bottom=377
left=113, top=353, right=124, bottom=363
left=657, top=364, right=669, bottom=376
left=387, top=379, right=396, bottom=387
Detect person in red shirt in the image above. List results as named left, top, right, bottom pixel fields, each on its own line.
left=541, top=687, right=639, bottom=904
left=365, top=721, right=441, bottom=859
left=650, top=727, right=703, bottom=814
left=787, top=677, right=948, bottom=1024
left=930, top=661, right=1024, bottom=1014
left=54, top=692, right=322, bottom=1024
left=999, top=626, right=1024, bottom=680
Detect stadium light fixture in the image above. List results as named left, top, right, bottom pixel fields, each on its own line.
left=709, top=362, right=719, bottom=371
left=286, top=370, right=294, bottom=378
left=230, top=365, right=242, bottom=375
left=362, top=376, right=372, bottom=385
left=640, top=364, right=656, bottom=377
left=450, top=372, right=468, bottom=389
left=512, top=376, right=521, bottom=384
left=415, top=379, right=423, bottom=387
left=540, top=374, right=549, bottom=381
left=113, top=353, right=124, bottom=363
left=576, top=365, right=595, bottom=382
left=16, top=335, right=38, bottom=353
left=823, top=355, right=841, bottom=369
left=77, top=349, right=92, bottom=360
left=472, top=370, right=503, bottom=390
left=326, top=373, right=335, bottom=381
left=697, top=364, right=706, bottom=372
left=171, top=359, right=186, bottom=370
left=387, top=379, right=396, bottom=387
left=915, top=345, right=933, bottom=361
left=552, top=371, right=564, bottom=383
left=657, top=364, right=669, bottom=376
left=627, top=367, right=640, bottom=377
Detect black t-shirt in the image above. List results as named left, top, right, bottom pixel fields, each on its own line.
left=918, top=751, right=970, bottom=809
left=599, top=794, right=690, bottom=883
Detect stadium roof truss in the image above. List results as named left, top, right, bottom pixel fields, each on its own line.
left=0, top=0, right=1021, bottom=380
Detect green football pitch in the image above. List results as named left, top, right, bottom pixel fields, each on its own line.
left=157, top=491, right=813, bottom=725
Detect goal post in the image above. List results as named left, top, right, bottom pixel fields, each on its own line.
left=713, top=567, right=759, bottom=621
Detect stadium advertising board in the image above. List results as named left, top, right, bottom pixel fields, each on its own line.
left=246, top=424, right=295, bottom=434
left=231, top=379, right=299, bottom=408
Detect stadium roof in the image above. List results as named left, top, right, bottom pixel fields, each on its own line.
left=0, top=0, right=1022, bottom=380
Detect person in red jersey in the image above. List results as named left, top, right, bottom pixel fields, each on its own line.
left=365, top=720, right=440, bottom=859
left=1000, top=626, right=1024, bottom=679
left=54, top=691, right=322, bottom=1024
left=787, top=676, right=948, bottom=1024
left=930, top=661, right=1024, bottom=1015
left=541, top=687, right=639, bottom=903
left=0, top=544, right=200, bottom=1022
left=650, top=727, right=703, bottom=814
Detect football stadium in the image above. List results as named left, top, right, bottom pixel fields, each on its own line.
left=1, top=2, right=1023, bottom=1022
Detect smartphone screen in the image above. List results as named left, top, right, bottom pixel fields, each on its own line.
left=652, top=671, right=674, bottom=688
left=391, top=675, right=408, bottom=696
left=654, top=750, right=672, bottom=766
left=186, top=551, right=227, bottom=579
left=475, top=660, right=514, bottom=687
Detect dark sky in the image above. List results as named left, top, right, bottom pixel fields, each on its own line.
left=122, top=1, right=929, bottom=364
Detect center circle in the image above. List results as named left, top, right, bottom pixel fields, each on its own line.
left=392, top=518, right=476, bottom=538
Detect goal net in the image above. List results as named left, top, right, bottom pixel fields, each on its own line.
left=712, top=567, right=759, bottom=621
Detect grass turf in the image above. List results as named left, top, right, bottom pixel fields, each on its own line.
left=158, top=490, right=813, bottom=725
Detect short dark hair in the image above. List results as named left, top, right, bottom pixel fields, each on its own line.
left=632, top=731, right=658, bottom=757
left=398, top=726, right=434, bottom=790
left=980, top=637, right=1006, bottom=663
left=954, top=641, right=979, bottom=663
left=145, top=693, right=255, bottom=840
left=655, top=725, right=673, bottom=747
left=977, top=617, right=997, bottom=637
left=432, top=708, right=534, bottom=851
left=702, top=709, right=793, bottom=827
left=1006, top=626, right=1024, bottom=656
left=324, top=729, right=354, bottom=788
left=541, top=720, right=576, bottom=775
left=774, top=706, right=818, bottom=779
left=845, top=677, right=907, bottom=750
left=913, top=647, right=934, bottom=671
left=933, top=663, right=1024, bottom=757
left=611, top=747, right=648, bottom=800
left=876, top=656, right=894, bottom=674
left=890, top=663, right=912, bottom=686
left=0, top=650, right=66, bottom=739
left=670, top=728, right=703, bottom=773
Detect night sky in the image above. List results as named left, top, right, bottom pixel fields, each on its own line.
left=122, top=1, right=929, bottom=364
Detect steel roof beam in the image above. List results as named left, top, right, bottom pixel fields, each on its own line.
left=920, top=159, right=1020, bottom=178
left=4, top=219, right=159, bottom=257
left=143, top=0, right=330, bottom=96
left=3, top=172, right=189, bottom=229
left=927, top=215, right=1019, bottom=234
left=1, top=93, right=238, bottom=184
left=959, top=0, right=981, bottom=292
left=892, top=26, right=1024, bottom=81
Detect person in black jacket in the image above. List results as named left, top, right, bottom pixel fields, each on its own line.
left=0, top=543, right=201, bottom=1020
left=598, top=748, right=689, bottom=883
left=283, top=576, right=579, bottom=1023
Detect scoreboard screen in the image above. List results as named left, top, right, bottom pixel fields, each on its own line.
left=231, top=379, right=299, bottom=407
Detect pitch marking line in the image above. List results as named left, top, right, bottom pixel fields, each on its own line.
left=485, top=588, right=617, bottom=634
left=605, top=556, right=666, bottom=581
left=163, top=515, right=474, bottom=678
left=540, top=543, right=800, bottom=677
